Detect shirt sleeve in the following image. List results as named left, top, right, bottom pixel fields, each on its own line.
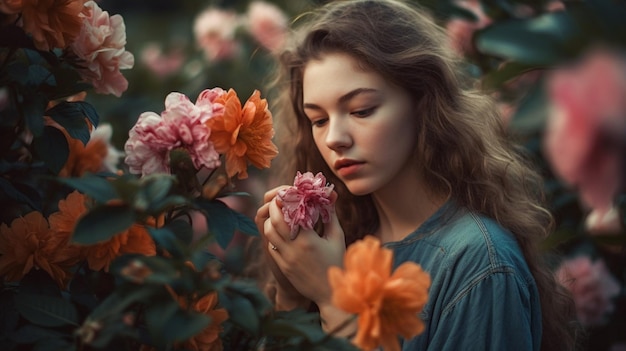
left=422, top=270, right=540, bottom=351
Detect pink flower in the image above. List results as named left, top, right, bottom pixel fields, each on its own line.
left=586, top=206, right=622, bottom=236
left=70, top=1, right=134, bottom=97
left=276, top=171, right=334, bottom=239
left=543, top=48, right=626, bottom=212
left=246, top=1, right=287, bottom=53
left=193, top=7, right=241, bottom=62
left=556, top=256, right=620, bottom=326
left=124, top=89, right=225, bottom=176
left=140, top=42, right=185, bottom=78
left=445, top=0, right=492, bottom=56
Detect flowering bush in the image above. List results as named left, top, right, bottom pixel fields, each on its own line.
left=2, top=0, right=625, bottom=350
left=0, top=2, right=425, bottom=350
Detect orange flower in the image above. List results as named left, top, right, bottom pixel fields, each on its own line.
left=48, top=191, right=157, bottom=272
left=0, top=211, right=81, bottom=288
left=59, top=131, right=108, bottom=177
left=207, top=89, right=278, bottom=179
left=173, top=291, right=229, bottom=351
left=21, top=0, right=84, bottom=51
left=43, top=115, right=108, bottom=177
left=328, top=236, right=431, bottom=351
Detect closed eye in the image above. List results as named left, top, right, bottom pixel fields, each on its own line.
left=351, top=107, right=376, bottom=118
left=311, top=118, right=328, bottom=127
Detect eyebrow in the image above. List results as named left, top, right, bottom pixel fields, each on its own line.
left=303, top=88, right=379, bottom=110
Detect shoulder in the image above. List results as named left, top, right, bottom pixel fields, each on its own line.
left=390, top=209, right=532, bottom=281
left=392, top=210, right=543, bottom=350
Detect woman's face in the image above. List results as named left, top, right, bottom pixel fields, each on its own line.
left=302, top=52, right=420, bottom=196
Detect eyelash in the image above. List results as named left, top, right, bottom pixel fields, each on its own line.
left=351, top=107, right=376, bottom=117
left=311, top=118, right=328, bottom=127
left=308, top=107, right=377, bottom=127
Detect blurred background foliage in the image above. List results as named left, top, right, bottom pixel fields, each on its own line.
left=1, top=0, right=624, bottom=349
left=89, top=0, right=626, bottom=349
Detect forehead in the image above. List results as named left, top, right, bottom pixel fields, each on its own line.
left=302, top=53, right=388, bottom=103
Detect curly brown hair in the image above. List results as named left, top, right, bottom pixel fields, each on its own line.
left=266, top=0, right=580, bottom=349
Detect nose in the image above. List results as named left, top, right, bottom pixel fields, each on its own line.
left=325, top=115, right=352, bottom=151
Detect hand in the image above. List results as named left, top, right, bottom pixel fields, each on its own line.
left=262, top=190, right=346, bottom=307
left=256, top=186, right=307, bottom=307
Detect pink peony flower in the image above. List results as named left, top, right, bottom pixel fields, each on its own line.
left=140, top=42, right=185, bottom=78
left=445, top=0, right=492, bottom=56
left=276, top=171, right=335, bottom=239
left=543, top=48, right=626, bottom=212
left=193, top=7, right=241, bottom=62
left=556, top=256, right=620, bottom=326
left=70, top=1, right=134, bottom=97
left=124, top=89, right=225, bottom=176
left=246, top=1, right=287, bottom=53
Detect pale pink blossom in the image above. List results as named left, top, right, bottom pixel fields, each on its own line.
left=277, top=171, right=335, bottom=239
left=140, top=42, right=185, bottom=78
left=543, top=48, right=626, bottom=212
left=193, top=7, right=241, bottom=62
left=556, top=256, right=620, bottom=326
left=246, top=1, right=287, bottom=53
left=124, top=89, right=226, bottom=176
left=90, top=123, right=123, bottom=173
left=445, top=0, right=492, bottom=56
left=586, top=206, right=622, bottom=236
left=70, top=1, right=134, bottom=97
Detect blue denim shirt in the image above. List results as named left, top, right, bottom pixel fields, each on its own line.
left=384, top=202, right=542, bottom=350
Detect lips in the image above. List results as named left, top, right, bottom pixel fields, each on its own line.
left=334, top=159, right=363, bottom=170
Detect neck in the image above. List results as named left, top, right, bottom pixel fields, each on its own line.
left=372, top=172, right=446, bottom=244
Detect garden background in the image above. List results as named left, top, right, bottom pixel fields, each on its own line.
left=0, top=0, right=624, bottom=350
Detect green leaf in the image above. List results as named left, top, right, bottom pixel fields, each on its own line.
left=33, top=126, right=69, bottom=174
left=220, top=293, right=259, bottom=334
left=46, top=102, right=91, bottom=145
left=55, top=175, right=118, bottom=204
left=0, top=177, right=40, bottom=210
left=73, top=204, right=136, bottom=244
left=198, top=199, right=237, bottom=249
left=27, top=64, right=56, bottom=87
left=22, top=92, right=48, bottom=137
left=146, top=195, right=188, bottom=214
left=163, top=309, right=211, bottom=343
left=148, top=227, right=187, bottom=259
left=141, top=174, right=175, bottom=201
left=89, top=284, right=156, bottom=320
left=145, top=298, right=180, bottom=345
left=12, top=324, right=67, bottom=344
left=475, top=12, right=581, bottom=66
left=482, top=62, right=540, bottom=91
left=234, top=211, right=259, bottom=236
left=167, top=218, right=194, bottom=245
left=13, top=293, right=79, bottom=327
left=508, top=80, right=548, bottom=135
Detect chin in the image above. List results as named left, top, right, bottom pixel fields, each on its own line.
left=345, top=181, right=375, bottom=196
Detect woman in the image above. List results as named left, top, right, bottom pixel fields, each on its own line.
left=255, top=0, right=578, bottom=349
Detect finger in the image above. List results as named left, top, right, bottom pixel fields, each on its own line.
left=255, top=202, right=271, bottom=234
left=264, top=218, right=287, bottom=251
left=323, top=210, right=345, bottom=244
left=268, top=197, right=292, bottom=241
left=263, top=185, right=290, bottom=203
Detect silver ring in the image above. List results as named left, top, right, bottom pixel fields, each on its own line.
left=270, top=243, right=278, bottom=251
